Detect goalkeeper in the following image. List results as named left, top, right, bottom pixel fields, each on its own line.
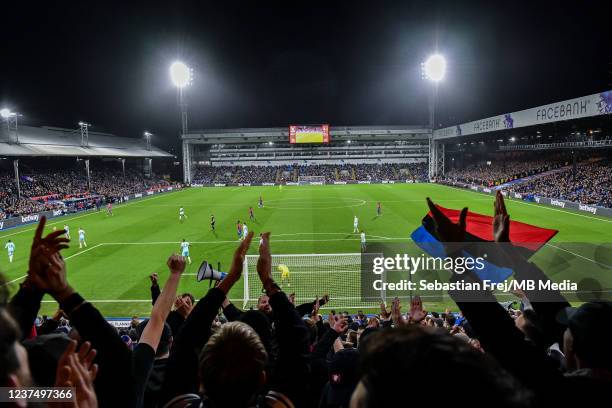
left=278, top=263, right=291, bottom=287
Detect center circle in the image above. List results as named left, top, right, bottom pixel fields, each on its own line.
left=264, top=197, right=366, bottom=210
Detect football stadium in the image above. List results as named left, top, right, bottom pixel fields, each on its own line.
left=1, top=2, right=611, bottom=407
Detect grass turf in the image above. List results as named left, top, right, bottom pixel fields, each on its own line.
left=2, top=183, right=611, bottom=317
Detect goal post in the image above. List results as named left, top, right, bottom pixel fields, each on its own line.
left=243, top=253, right=387, bottom=310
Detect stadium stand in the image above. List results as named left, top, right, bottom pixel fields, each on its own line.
left=0, top=125, right=176, bottom=221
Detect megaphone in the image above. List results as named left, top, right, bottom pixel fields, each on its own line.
left=197, top=261, right=227, bottom=283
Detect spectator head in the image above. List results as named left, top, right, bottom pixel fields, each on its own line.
left=199, top=321, right=268, bottom=407
left=0, top=308, right=31, bottom=389
left=444, top=314, right=456, bottom=328
left=180, top=293, right=195, bottom=306
left=562, top=301, right=612, bottom=372
left=325, top=348, right=360, bottom=407
left=136, top=320, right=173, bottom=357
left=257, top=295, right=272, bottom=315
left=353, top=325, right=531, bottom=407
left=366, top=317, right=379, bottom=329
left=23, top=333, right=71, bottom=386
left=515, top=308, right=546, bottom=349
left=240, top=310, right=273, bottom=356
left=304, top=318, right=318, bottom=345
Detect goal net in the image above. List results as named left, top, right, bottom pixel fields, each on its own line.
left=298, top=175, right=326, bottom=184
left=243, top=253, right=387, bottom=310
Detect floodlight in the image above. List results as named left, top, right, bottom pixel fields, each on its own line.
left=144, top=131, right=153, bottom=137
left=170, top=61, right=191, bottom=88
left=423, top=54, right=446, bottom=82
left=0, top=108, right=10, bottom=118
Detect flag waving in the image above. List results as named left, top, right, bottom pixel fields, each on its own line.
left=411, top=204, right=558, bottom=283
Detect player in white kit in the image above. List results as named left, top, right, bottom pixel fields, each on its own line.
left=78, top=228, right=87, bottom=248
left=180, top=239, right=192, bottom=264
left=360, top=231, right=367, bottom=252
left=353, top=215, right=359, bottom=233
left=5, top=240, right=15, bottom=263
left=242, top=223, right=249, bottom=241
left=179, top=207, right=187, bottom=223
left=64, top=224, right=71, bottom=239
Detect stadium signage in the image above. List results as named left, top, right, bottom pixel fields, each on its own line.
left=53, top=210, right=63, bottom=216
left=286, top=182, right=299, bottom=186
left=214, top=183, right=227, bottom=187
left=382, top=180, right=395, bottom=184
left=262, top=182, right=275, bottom=186
left=334, top=181, right=347, bottom=185
left=309, top=182, right=324, bottom=185
left=578, top=204, right=597, bottom=214
left=357, top=181, right=372, bottom=184
left=513, top=193, right=523, bottom=199
left=135, top=193, right=143, bottom=198
left=550, top=199, right=566, bottom=208
left=435, top=89, right=612, bottom=139
left=0, top=221, right=3, bottom=230
left=534, top=197, right=541, bottom=203
left=238, top=183, right=252, bottom=186
left=482, top=188, right=492, bottom=193
left=21, top=214, right=39, bottom=223
left=147, top=191, right=154, bottom=195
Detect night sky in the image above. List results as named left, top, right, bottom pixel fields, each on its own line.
left=1, top=0, right=610, bottom=153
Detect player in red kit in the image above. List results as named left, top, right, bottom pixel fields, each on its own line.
left=107, top=202, right=113, bottom=216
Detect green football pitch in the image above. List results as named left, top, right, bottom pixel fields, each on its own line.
left=2, top=183, right=612, bottom=317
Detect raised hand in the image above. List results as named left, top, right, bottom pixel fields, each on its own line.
left=493, top=191, right=510, bottom=242
left=30, top=247, right=74, bottom=302
left=311, top=296, right=320, bottom=317
left=28, top=216, right=70, bottom=289
left=330, top=314, right=348, bottom=334
left=55, top=340, right=98, bottom=408
left=257, top=232, right=278, bottom=294
left=218, top=231, right=253, bottom=294
left=426, top=197, right=468, bottom=243
left=391, top=297, right=405, bottom=326
left=379, top=302, right=390, bottom=320
left=167, top=254, right=187, bottom=275
left=408, top=295, right=426, bottom=323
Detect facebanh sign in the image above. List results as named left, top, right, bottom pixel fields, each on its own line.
left=434, top=90, right=612, bottom=139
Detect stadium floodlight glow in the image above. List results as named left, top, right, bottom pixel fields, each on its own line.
left=170, top=61, right=192, bottom=88
left=0, top=108, right=11, bottom=118
left=423, top=54, right=446, bottom=82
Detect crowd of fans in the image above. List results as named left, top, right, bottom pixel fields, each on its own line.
left=191, top=163, right=428, bottom=184
left=443, top=157, right=569, bottom=187
left=511, top=160, right=612, bottom=208
left=2, top=192, right=611, bottom=407
left=0, top=167, right=175, bottom=219
left=443, top=155, right=612, bottom=208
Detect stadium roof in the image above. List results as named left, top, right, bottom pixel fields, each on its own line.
left=0, top=125, right=172, bottom=158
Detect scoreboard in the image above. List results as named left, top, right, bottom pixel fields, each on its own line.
left=289, top=124, right=330, bottom=144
